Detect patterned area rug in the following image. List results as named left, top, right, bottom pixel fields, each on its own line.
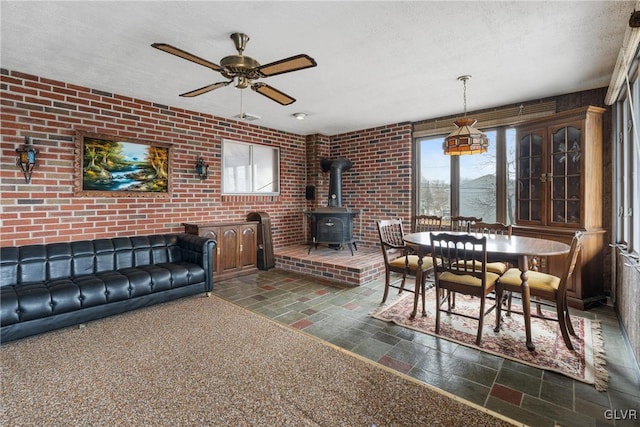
left=371, top=288, right=608, bottom=390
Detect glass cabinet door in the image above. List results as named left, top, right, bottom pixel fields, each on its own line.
left=516, top=129, right=544, bottom=223
left=549, top=125, right=581, bottom=226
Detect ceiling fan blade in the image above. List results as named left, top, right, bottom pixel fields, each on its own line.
left=151, top=43, right=222, bottom=72
left=251, top=83, right=296, bottom=105
left=180, top=81, right=232, bottom=97
left=257, top=54, right=317, bottom=77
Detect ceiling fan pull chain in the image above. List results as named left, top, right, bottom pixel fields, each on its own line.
left=239, top=84, right=244, bottom=118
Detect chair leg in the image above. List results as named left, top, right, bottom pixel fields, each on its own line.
left=562, top=294, right=576, bottom=337
left=494, top=286, right=503, bottom=333
left=476, top=296, right=485, bottom=345
left=382, top=271, right=391, bottom=303
left=435, top=286, right=443, bottom=334
left=420, top=273, right=427, bottom=317
left=398, top=272, right=407, bottom=294
left=536, top=297, right=543, bottom=316
left=556, top=298, right=574, bottom=351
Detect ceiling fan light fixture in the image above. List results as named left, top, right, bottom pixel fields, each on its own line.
left=293, top=113, right=307, bottom=120
left=235, top=76, right=252, bottom=89
left=443, top=75, right=488, bottom=156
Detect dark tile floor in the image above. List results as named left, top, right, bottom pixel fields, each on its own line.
left=213, top=269, right=640, bottom=427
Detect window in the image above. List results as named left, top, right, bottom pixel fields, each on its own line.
left=613, top=68, right=640, bottom=254
left=417, top=139, right=450, bottom=218
left=459, top=130, right=498, bottom=221
left=222, top=139, right=280, bottom=195
left=416, top=127, right=516, bottom=225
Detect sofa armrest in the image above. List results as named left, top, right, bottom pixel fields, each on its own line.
left=176, top=233, right=216, bottom=292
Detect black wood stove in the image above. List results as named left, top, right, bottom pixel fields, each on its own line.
left=306, top=158, right=358, bottom=255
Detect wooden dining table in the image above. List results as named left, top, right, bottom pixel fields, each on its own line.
left=403, top=231, right=571, bottom=351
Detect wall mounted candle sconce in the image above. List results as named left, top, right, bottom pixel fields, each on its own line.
left=16, top=136, right=39, bottom=183
left=196, top=157, right=209, bottom=180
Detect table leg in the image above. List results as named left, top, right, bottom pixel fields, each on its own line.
left=519, top=255, right=535, bottom=351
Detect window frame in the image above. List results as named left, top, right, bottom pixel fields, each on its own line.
left=613, top=63, right=640, bottom=255
left=414, top=126, right=515, bottom=225
left=221, top=139, right=280, bottom=196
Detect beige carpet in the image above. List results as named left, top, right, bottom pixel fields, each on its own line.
left=1, top=294, right=519, bottom=426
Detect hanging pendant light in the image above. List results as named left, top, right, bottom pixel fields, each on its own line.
left=443, top=75, right=489, bottom=155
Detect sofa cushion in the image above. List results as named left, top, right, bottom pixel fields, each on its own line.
left=97, top=271, right=133, bottom=302
left=49, top=279, right=82, bottom=314
left=137, top=265, right=173, bottom=292
left=156, top=262, right=205, bottom=287
left=13, top=282, right=51, bottom=322
left=0, top=286, right=19, bottom=325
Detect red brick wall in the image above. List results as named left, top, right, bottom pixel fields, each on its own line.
left=1, top=69, right=412, bottom=249
left=0, top=69, right=310, bottom=248
left=328, top=123, right=414, bottom=245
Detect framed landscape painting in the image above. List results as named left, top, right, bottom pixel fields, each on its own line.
left=74, top=131, right=172, bottom=197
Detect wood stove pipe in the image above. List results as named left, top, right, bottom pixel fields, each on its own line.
left=321, top=158, right=352, bottom=207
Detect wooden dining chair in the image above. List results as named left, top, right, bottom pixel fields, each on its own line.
left=430, top=232, right=500, bottom=345
left=444, top=216, right=484, bottom=309
left=376, top=219, right=436, bottom=305
left=450, top=216, right=482, bottom=233
left=412, top=215, right=442, bottom=232
left=468, top=222, right=513, bottom=275
left=493, top=231, right=583, bottom=351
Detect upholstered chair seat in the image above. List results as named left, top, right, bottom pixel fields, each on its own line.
left=389, top=255, right=435, bottom=272
left=498, top=268, right=561, bottom=293
left=439, top=271, right=500, bottom=287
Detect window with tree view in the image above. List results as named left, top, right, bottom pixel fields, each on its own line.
left=416, top=128, right=516, bottom=225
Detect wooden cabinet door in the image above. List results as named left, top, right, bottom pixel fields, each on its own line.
left=219, top=226, right=240, bottom=275
left=516, top=126, right=546, bottom=226
left=239, top=224, right=257, bottom=270
left=547, top=121, right=583, bottom=228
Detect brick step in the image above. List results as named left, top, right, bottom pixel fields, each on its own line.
left=274, top=244, right=384, bottom=286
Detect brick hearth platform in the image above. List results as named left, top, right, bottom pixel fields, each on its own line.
left=274, top=244, right=385, bottom=286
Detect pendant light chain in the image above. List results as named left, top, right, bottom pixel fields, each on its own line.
left=462, top=78, right=467, bottom=117
left=459, top=74, right=471, bottom=118
left=239, top=84, right=244, bottom=118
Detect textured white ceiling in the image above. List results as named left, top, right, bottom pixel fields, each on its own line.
left=1, top=1, right=636, bottom=135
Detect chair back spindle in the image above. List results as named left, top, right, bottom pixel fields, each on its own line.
left=450, top=216, right=483, bottom=233
left=413, top=215, right=442, bottom=233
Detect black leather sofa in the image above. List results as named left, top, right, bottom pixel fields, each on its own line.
left=0, top=233, right=215, bottom=343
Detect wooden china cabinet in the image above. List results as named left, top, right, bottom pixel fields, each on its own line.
left=513, top=106, right=606, bottom=309
left=184, top=221, right=258, bottom=281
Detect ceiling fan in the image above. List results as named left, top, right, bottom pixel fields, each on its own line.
left=151, top=33, right=317, bottom=105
